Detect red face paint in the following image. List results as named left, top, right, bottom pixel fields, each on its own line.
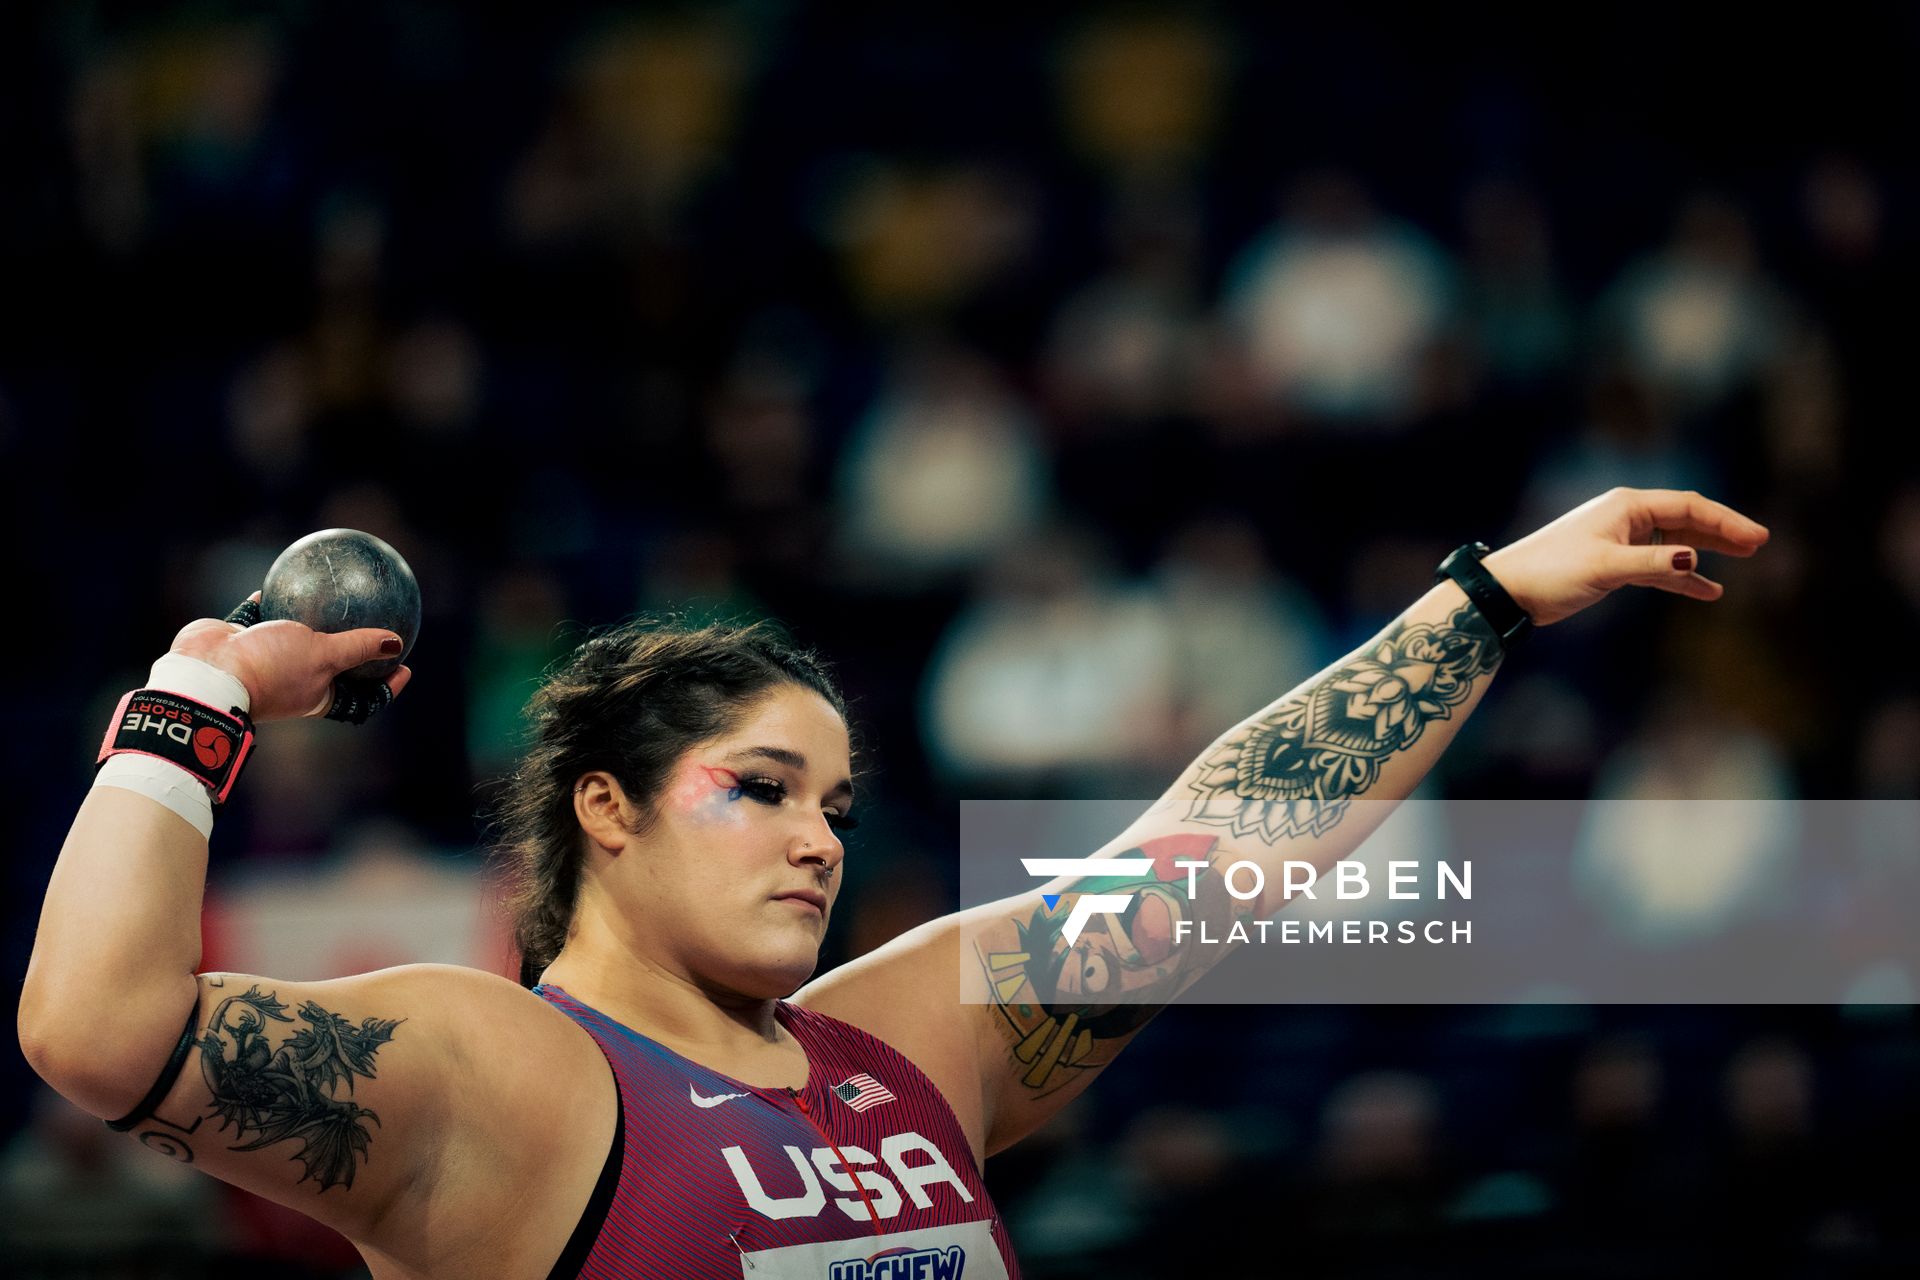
left=670, top=762, right=750, bottom=828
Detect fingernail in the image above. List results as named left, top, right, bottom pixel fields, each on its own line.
left=1672, top=551, right=1694, bottom=572
left=380, top=637, right=403, bottom=656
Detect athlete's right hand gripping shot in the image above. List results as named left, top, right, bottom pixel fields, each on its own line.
left=20, top=486, right=1768, bottom=1278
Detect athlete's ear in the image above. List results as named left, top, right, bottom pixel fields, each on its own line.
left=574, top=772, right=640, bottom=854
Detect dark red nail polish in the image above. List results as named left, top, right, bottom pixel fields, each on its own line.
left=1672, top=551, right=1694, bottom=572
left=381, top=637, right=403, bottom=656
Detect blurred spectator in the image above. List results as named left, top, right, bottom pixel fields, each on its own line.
left=639, top=528, right=758, bottom=620
left=206, top=822, right=499, bottom=978
left=1056, top=14, right=1229, bottom=177
left=1148, top=516, right=1331, bottom=768
left=1300, top=1070, right=1452, bottom=1260
left=1758, top=324, right=1845, bottom=501
left=227, top=342, right=317, bottom=492
left=1555, top=1036, right=1692, bottom=1255
left=69, top=54, right=148, bottom=253
left=1596, top=194, right=1789, bottom=414
left=835, top=344, right=1053, bottom=585
left=1224, top=171, right=1456, bottom=426
left=1857, top=697, right=1920, bottom=799
left=1574, top=692, right=1798, bottom=947
left=1878, top=483, right=1920, bottom=625
left=1000, top=1107, right=1136, bottom=1275
left=388, top=317, right=484, bottom=436
left=135, top=22, right=297, bottom=240
left=1040, top=177, right=1216, bottom=560
left=702, top=332, right=835, bottom=576
left=1465, top=671, right=1603, bottom=789
left=824, top=162, right=1040, bottom=322
left=922, top=524, right=1174, bottom=784
left=1459, top=177, right=1575, bottom=392
left=1043, top=180, right=1209, bottom=430
left=1790, top=157, right=1914, bottom=505
left=466, top=567, right=570, bottom=779
left=1108, top=1105, right=1268, bottom=1276
left=1517, top=365, right=1718, bottom=532
left=531, top=16, right=753, bottom=235
left=1708, top=1037, right=1868, bottom=1268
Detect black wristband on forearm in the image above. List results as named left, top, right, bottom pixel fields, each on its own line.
left=1435, top=541, right=1532, bottom=652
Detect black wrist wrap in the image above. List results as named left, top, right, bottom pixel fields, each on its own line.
left=97, top=689, right=255, bottom=803
left=326, top=680, right=393, bottom=726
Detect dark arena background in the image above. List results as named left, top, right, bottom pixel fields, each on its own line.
left=5, top=2, right=1918, bottom=1276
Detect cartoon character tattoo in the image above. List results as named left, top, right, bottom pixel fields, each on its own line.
left=979, top=834, right=1250, bottom=1095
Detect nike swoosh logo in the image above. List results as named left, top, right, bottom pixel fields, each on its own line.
left=690, top=1083, right=752, bottom=1109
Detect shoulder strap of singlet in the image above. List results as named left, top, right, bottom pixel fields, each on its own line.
left=544, top=1068, right=625, bottom=1280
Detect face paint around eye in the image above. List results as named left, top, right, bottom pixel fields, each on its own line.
left=670, top=763, right=749, bottom=827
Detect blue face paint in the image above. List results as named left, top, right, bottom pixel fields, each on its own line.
left=702, top=766, right=745, bottom=801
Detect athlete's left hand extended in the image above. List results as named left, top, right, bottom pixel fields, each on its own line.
left=1482, top=487, right=1770, bottom=627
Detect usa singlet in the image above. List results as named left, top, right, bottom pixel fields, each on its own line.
left=534, top=983, right=1021, bottom=1280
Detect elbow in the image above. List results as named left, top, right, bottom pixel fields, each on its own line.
left=18, top=1011, right=123, bottom=1122
left=17, top=1010, right=59, bottom=1085
left=18, top=974, right=200, bottom=1123
left=17, top=965, right=67, bottom=1077
left=17, top=962, right=88, bottom=1083
left=17, top=1017, right=112, bottom=1121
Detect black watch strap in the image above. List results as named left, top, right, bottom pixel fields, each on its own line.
left=1435, top=542, right=1532, bottom=652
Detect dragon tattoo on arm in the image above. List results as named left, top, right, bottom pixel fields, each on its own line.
left=198, top=985, right=404, bottom=1191
left=133, top=977, right=405, bottom=1193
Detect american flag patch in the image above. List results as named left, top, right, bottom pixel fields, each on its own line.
left=832, top=1073, right=896, bottom=1112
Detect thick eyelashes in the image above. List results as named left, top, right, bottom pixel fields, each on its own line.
left=734, top=776, right=860, bottom=833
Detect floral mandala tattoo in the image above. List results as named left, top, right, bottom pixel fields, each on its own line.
left=1186, top=604, right=1500, bottom=840
left=199, top=985, right=404, bottom=1191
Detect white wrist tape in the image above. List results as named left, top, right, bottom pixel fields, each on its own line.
left=93, top=655, right=253, bottom=839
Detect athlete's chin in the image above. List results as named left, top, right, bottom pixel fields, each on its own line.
left=719, top=944, right=822, bottom=1000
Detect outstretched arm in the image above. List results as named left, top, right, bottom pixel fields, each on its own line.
left=799, top=488, right=1768, bottom=1161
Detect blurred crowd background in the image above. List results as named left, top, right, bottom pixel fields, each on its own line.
left=5, top=1, right=1917, bottom=1275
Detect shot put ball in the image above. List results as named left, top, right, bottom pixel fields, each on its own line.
left=260, top=529, right=421, bottom=681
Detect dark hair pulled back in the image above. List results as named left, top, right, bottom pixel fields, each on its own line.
left=490, top=616, right=847, bottom=988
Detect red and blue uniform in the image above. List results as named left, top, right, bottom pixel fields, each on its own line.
left=535, top=984, right=1021, bottom=1279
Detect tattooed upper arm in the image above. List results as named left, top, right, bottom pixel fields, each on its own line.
left=104, top=968, right=440, bottom=1241
left=101, top=961, right=603, bottom=1258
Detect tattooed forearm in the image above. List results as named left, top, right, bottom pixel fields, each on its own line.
left=978, top=835, right=1251, bottom=1096
left=195, top=985, right=405, bottom=1191
left=1184, top=602, right=1501, bottom=841
left=977, top=602, right=1501, bottom=1115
